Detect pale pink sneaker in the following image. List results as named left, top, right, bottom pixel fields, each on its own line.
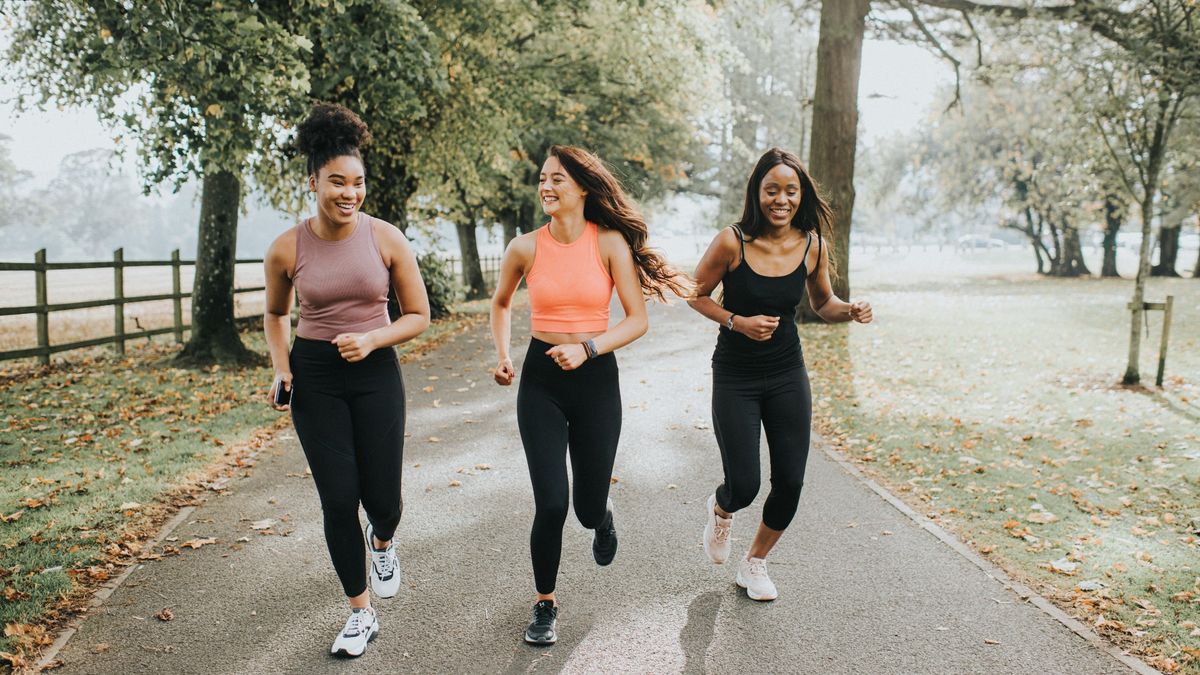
left=703, top=493, right=733, bottom=564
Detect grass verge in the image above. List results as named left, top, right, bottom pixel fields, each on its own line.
left=801, top=250, right=1199, bottom=673
left=0, top=299, right=491, bottom=671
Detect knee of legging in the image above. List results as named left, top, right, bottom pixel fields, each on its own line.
left=534, top=494, right=570, bottom=525
left=574, top=502, right=609, bottom=530
left=724, top=476, right=761, bottom=511
left=772, top=475, right=805, bottom=498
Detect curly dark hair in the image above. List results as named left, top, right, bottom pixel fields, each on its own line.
left=549, top=145, right=691, bottom=301
left=294, top=103, right=372, bottom=177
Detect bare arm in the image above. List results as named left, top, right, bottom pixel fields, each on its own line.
left=331, top=223, right=431, bottom=362
left=490, top=234, right=533, bottom=385
left=805, top=234, right=872, bottom=324
left=263, top=231, right=296, bottom=410
left=686, top=227, right=780, bottom=341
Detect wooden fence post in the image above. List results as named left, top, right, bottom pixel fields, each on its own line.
left=1156, top=295, right=1174, bottom=388
left=113, top=248, right=125, bottom=355
left=34, top=249, right=49, bottom=366
left=172, top=249, right=184, bottom=343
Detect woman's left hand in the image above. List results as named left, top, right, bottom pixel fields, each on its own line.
left=546, top=343, right=589, bottom=371
left=849, top=301, right=873, bottom=324
left=333, top=332, right=376, bottom=362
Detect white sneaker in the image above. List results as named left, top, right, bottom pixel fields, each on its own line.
left=736, top=556, right=778, bottom=601
left=365, top=523, right=401, bottom=598
left=331, top=607, right=379, bottom=657
left=703, top=494, right=733, bottom=564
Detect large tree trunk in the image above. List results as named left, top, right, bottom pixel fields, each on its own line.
left=365, top=153, right=417, bottom=233
left=799, top=0, right=870, bottom=323
left=456, top=217, right=488, bottom=301
left=1151, top=221, right=1182, bottom=277
left=1194, top=236, right=1200, bottom=278
left=1101, top=193, right=1122, bottom=277
left=176, top=169, right=261, bottom=367
left=1057, top=225, right=1091, bottom=277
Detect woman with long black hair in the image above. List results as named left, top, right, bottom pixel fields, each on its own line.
left=688, top=147, right=872, bottom=601
left=490, top=145, right=687, bottom=645
left=263, top=103, right=429, bottom=657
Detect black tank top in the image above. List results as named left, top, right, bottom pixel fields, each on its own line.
left=712, top=225, right=815, bottom=372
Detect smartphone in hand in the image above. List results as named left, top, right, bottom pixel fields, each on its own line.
left=273, top=379, right=292, bottom=406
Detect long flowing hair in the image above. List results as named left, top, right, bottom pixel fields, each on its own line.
left=736, top=148, right=837, bottom=278
left=549, top=145, right=690, bottom=301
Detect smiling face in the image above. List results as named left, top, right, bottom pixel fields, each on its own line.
left=759, top=163, right=802, bottom=229
left=309, top=154, right=366, bottom=228
left=539, top=155, right=587, bottom=218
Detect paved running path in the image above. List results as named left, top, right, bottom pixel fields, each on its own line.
left=49, top=302, right=1135, bottom=674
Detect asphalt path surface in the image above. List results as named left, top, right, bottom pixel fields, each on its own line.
left=50, top=302, right=1134, bottom=674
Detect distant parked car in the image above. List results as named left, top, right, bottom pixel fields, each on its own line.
left=956, top=235, right=1005, bottom=251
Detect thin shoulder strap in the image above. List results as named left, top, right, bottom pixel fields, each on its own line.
left=800, top=230, right=814, bottom=270
left=730, top=224, right=746, bottom=263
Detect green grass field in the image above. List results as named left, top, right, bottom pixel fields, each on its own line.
left=801, top=249, right=1199, bottom=673
left=0, top=301, right=490, bottom=667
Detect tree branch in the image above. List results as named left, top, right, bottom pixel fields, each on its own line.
left=898, top=0, right=963, bottom=110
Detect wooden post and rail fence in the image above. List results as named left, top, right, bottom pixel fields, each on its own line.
left=0, top=249, right=502, bottom=365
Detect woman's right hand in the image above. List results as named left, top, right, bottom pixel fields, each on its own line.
left=494, top=358, right=515, bottom=386
left=269, top=371, right=293, bottom=411
left=733, top=314, right=779, bottom=342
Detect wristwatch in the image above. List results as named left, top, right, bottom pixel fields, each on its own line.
left=725, top=314, right=736, bottom=330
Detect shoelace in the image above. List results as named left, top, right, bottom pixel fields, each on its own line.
left=532, top=603, right=555, bottom=627
left=371, top=545, right=394, bottom=578
left=344, top=610, right=371, bottom=637
left=713, top=519, right=731, bottom=544
left=746, top=557, right=768, bottom=578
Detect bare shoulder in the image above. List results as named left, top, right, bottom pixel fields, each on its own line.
left=370, top=217, right=410, bottom=249
left=597, top=226, right=631, bottom=255
left=505, top=229, right=538, bottom=261
left=266, top=227, right=298, bottom=265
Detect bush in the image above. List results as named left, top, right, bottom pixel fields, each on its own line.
left=417, top=252, right=461, bottom=320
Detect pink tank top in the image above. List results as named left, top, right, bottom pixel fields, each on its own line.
left=526, top=222, right=613, bottom=333
left=293, top=212, right=391, bottom=340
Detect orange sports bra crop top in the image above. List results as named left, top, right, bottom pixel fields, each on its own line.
left=526, top=222, right=614, bottom=333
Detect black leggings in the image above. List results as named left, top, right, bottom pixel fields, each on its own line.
left=517, top=338, right=621, bottom=594
left=711, top=364, right=812, bottom=532
left=290, top=337, right=405, bottom=597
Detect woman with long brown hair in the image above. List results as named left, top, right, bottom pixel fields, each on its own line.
left=490, top=144, right=686, bottom=645
left=688, top=147, right=871, bottom=601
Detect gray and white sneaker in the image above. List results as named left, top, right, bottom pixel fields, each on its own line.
left=703, top=493, right=733, bottom=564
left=365, top=523, right=401, bottom=598
left=735, top=555, right=778, bottom=601
left=331, top=607, right=379, bottom=657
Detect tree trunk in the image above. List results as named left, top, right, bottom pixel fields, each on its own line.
left=1101, top=193, right=1121, bottom=277
left=1150, top=221, right=1181, bottom=276
left=176, top=169, right=261, bottom=367
left=799, top=0, right=870, bottom=323
left=519, top=201, right=538, bottom=234
left=456, top=217, right=487, bottom=301
left=501, top=210, right=518, bottom=247
left=1058, top=225, right=1090, bottom=277
left=1124, top=195, right=1156, bottom=384
left=1194, top=236, right=1200, bottom=278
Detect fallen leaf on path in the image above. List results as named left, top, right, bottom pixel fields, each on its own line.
left=249, top=519, right=275, bottom=530
left=155, top=608, right=173, bottom=622
left=181, top=537, right=216, bottom=549
left=983, top=639, right=1001, bottom=645
left=448, top=480, right=462, bottom=487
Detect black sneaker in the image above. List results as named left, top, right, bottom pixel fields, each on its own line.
left=592, top=498, right=618, bottom=566
left=524, top=600, right=557, bottom=645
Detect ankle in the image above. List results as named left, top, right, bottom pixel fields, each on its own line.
left=372, top=536, right=389, bottom=551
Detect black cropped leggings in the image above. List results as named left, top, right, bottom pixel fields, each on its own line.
left=290, top=337, right=405, bottom=597
left=711, top=364, right=812, bottom=532
left=517, top=338, right=622, bottom=594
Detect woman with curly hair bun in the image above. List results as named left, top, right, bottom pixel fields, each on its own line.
left=263, top=103, right=430, bottom=657
left=490, top=145, right=689, bottom=645
left=689, top=147, right=872, bottom=602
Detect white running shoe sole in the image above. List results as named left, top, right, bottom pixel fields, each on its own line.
left=735, top=571, right=778, bottom=601
left=331, top=620, right=379, bottom=657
